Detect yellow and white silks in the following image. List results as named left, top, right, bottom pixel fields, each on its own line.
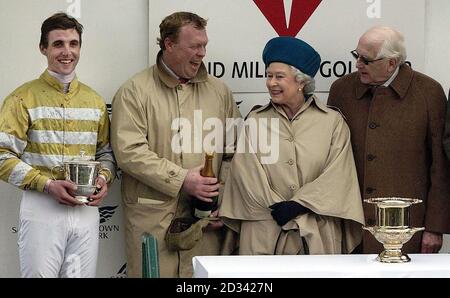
left=0, top=70, right=115, bottom=191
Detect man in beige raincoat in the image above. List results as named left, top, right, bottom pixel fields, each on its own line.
left=111, top=12, right=241, bottom=277
left=220, top=37, right=364, bottom=255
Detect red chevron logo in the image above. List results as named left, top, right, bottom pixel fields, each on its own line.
left=253, top=0, right=322, bottom=37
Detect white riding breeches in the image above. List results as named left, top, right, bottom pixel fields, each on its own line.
left=18, top=191, right=99, bottom=278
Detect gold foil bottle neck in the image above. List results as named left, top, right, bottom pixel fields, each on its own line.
left=200, top=152, right=215, bottom=177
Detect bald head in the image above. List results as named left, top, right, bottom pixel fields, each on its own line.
left=354, top=26, right=406, bottom=85
left=360, top=26, right=407, bottom=65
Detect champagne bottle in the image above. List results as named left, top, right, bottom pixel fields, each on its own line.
left=193, top=152, right=218, bottom=219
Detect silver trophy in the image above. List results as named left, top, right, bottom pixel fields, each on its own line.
left=52, top=151, right=101, bottom=203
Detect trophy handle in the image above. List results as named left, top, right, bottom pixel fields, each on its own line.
left=362, top=226, right=376, bottom=235
left=51, top=165, right=65, bottom=180
left=409, top=227, right=425, bottom=236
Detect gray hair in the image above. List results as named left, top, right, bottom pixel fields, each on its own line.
left=370, top=26, right=407, bottom=65
left=290, top=66, right=315, bottom=95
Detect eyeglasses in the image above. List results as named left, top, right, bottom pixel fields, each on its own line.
left=350, top=50, right=384, bottom=65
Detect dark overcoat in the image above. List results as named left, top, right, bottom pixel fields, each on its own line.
left=328, top=64, right=450, bottom=253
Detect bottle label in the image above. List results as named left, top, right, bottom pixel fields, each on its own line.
left=194, top=208, right=212, bottom=219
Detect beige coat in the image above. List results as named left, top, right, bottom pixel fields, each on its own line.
left=111, top=52, right=241, bottom=277
left=220, top=96, right=365, bottom=255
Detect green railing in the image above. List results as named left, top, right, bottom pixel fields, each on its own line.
left=142, top=233, right=160, bottom=278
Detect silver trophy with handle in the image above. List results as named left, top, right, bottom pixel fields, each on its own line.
left=52, top=150, right=101, bottom=203
left=363, top=197, right=424, bottom=263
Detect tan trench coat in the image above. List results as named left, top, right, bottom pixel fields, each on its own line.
left=219, top=96, right=365, bottom=255
left=328, top=64, right=450, bottom=253
left=111, top=52, right=241, bottom=277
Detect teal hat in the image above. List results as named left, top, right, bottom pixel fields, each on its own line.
left=262, top=36, right=321, bottom=78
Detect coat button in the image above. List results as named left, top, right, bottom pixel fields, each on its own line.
left=168, top=170, right=176, bottom=176
left=365, top=187, right=376, bottom=194
left=289, top=185, right=297, bottom=191
left=288, top=136, right=294, bottom=142
left=369, top=122, right=379, bottom=129
left=165, top=178, right=170, bottom=183
left=288, top=159, right=294, bottom=165
left=367, top=154, right=376, bottom=161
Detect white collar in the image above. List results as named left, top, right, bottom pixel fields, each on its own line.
left=47, top=69, right=75, bottom=84
left=382, top=66, right=399, bottom=87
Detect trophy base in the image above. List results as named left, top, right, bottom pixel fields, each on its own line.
left=75, top=196, right=90, bottom=203
left=377, top=250, right=411, bottom=263
left=73, top=185, right=96, bottom=203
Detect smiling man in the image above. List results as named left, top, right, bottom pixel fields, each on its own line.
left=0, top=13, right=116, bottom=277
left=111, top=11, right=241, bottom=277
left=327, top=26, right=450, bottom=255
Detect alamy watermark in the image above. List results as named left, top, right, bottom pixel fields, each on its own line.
left=171, top=110, right=280, bottom=164
left=66, top=253, right=81, bottom=277
left=366, top=0, right=381, bottom=19
left=66, top=0, right=81, bottom=19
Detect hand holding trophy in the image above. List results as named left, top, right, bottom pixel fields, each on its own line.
left=51, top=150, right=101, bottom=203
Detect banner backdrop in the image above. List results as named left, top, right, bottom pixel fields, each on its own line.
left=149, top=0, right=425, bottom=116
left=0, top=0, right=427, bottom=277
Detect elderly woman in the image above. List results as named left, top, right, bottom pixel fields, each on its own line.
left=219, top=37, right=365, bottom=255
